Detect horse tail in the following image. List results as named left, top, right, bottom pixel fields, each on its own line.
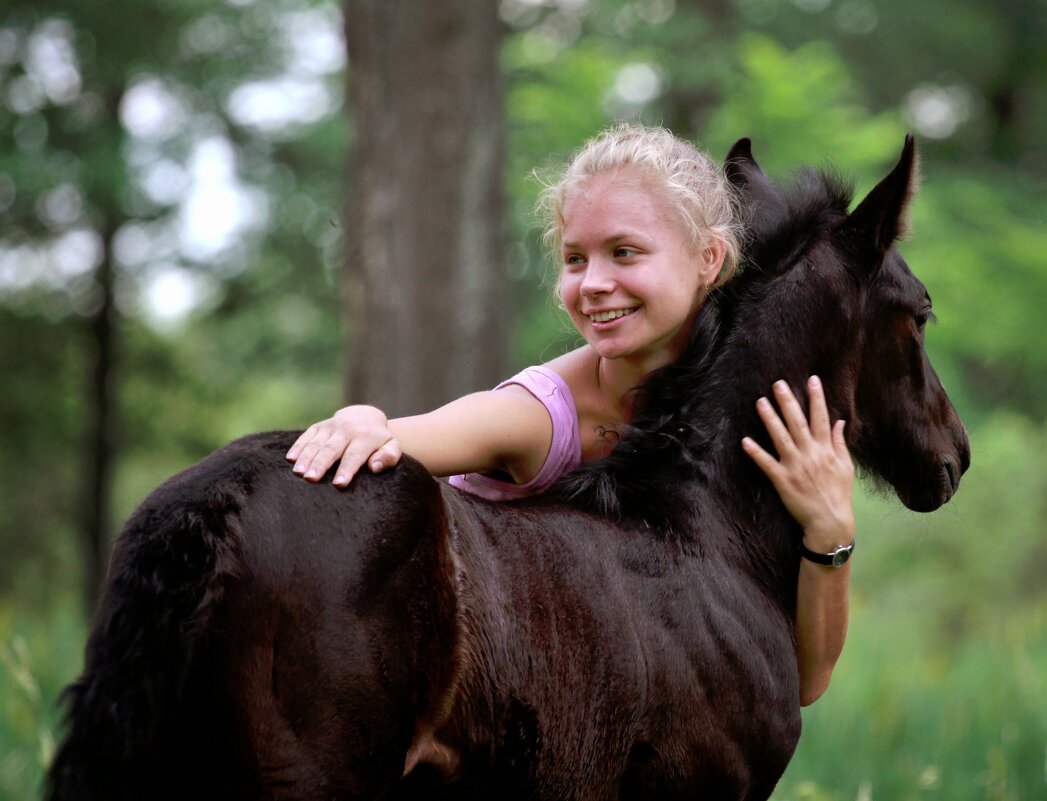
left=46, top=438, right=266, bottom=801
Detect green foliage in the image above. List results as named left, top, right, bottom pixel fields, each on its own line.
left=0, top=0, right=346, bottom=605
left=0, top=308, right=83, bottom=606
left=904, top=173, right=1047, bottom=420
left=504, top=33, right=638, bottom=365
left=704, top=34, right=905, bottom=174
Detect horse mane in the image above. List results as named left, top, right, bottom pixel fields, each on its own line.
left=553, top=167, right=855, bottom=527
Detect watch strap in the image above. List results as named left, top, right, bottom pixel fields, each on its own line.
left=800, top=538, right=855, bottom=568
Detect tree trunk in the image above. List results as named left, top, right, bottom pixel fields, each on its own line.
left=658, top=0, right=739, bottom=137
left=79, top=220, right=119, bottom=612
left=344, top=0, right=508, bottom=417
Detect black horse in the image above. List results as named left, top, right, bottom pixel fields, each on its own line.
left=48, top=138, right=969, bottom=801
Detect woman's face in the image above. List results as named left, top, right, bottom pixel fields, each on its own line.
left=558, top=170, right=724, bottom=371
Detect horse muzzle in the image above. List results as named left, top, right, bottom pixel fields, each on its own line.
left=897, top=432, right=971, bottom=513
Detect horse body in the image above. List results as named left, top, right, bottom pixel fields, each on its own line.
left=200, top=444, right=799, bottom=800
left=48, top=138, right=969, bottom=801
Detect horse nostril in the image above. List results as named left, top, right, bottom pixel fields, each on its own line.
left=956, top=423, right=972, bottom=475
left=942, top=457, right=959, bottom=493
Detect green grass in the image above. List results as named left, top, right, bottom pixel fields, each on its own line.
left=774, top=602, right=1047, bottom=801
left=0, top=600, right=85, bottom=801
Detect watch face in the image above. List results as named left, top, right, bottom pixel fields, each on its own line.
left=831, top=547, right=852, bottom=568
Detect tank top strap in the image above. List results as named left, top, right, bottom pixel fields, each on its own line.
left=447, top=365, right=582, bottom=500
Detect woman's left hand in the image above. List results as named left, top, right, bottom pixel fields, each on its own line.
left=741, top=375, right=855, bottom=549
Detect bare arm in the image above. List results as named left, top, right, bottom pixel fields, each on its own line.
left=286, top=386, right=553, bottom=488
left=741, top=375, right=855, bottom=706
left=794, top=546, right=850, bottom=705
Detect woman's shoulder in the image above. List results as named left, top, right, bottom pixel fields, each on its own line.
left=541, top=347, right=619, bottom=462
left=541, top=346, right=597, bottom=398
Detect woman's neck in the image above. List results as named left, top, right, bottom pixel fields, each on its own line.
left=595, top=350, right=679, bottom=424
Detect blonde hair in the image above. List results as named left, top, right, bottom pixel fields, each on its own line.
left=536, top=122, right=742, bottom=288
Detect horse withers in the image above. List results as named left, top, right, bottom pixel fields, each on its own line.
left=47, top=137, right=970, bottom=801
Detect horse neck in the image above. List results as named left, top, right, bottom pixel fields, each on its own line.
left=557, top=261, right=860, bottom=600
left=687, top=270, right=859, bottom=591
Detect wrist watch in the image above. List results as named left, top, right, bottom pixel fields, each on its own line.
left=800, top=538, right=855, bottom=568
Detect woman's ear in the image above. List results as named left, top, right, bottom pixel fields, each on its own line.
left=699, top=238, right=727, bottom=288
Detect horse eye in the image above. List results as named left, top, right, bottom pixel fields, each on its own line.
left=915, top=308, right=935, bottom=330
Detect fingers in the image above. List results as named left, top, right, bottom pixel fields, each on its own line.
left=285, top=426, right=316, bottom=462
left=293, top=427, right=350, bottom=482
left=369, top=439, right=403, bottom=472
left=741, top=436, right=785, bottom=485
left=832, top=419, right=852, bottom=462
left=751, top=376, right=850, bottom=464
left=286, top=406, right=400, bottom=488
left=745, top=377, right=855, bottom=534
left=755, top=391, right=797, bottom=460
left=757, top=377, right=836, bottom=453
left=332, top=443, right=369, bottom=487
left=287, top=423, right=343, bottom=476
left=334, top=437, right=403, bottom=487
left=805, top=376, right=832, bottom=442
left=772, top=380, right=814, bottom=446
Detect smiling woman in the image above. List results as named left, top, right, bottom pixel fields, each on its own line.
left=292, top=123, right=749, bottom=484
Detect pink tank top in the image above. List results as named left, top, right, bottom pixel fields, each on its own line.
left=448, top=365, right=582, bottom=500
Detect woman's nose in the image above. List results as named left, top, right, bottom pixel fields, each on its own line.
left=579, top=259, right=615, bottom=295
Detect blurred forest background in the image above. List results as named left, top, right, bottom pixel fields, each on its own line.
left=1, top=0, right=1045, bottom=798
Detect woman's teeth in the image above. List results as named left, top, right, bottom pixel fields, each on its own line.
left=588, top=308, right=637, bottom=323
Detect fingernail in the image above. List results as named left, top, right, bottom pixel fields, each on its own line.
left=757, top=397, right=770, bottom=409
left=774, top=380, right=787, bottom=392
left=334, top=475, right=346, bottom=486
left=808, top=375, right=821, bottom=388
left=371, top=461, right=383, bottom=473
left=305, top=469, right=317, bottom=479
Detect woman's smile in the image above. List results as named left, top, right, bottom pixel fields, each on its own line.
left=586, top=307, right=639, bottom=325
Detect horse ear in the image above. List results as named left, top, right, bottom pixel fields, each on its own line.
left=842, top=134, right=919, bottom=255
left=724, top=138, right=788, bottom=238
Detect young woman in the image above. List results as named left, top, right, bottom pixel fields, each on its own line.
left=286, top=123, right=854, bottom=706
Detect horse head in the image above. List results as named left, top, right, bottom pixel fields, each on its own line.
left=726, top=136, right=971, bottom=512
left=559, top=137, right=970, bottom=527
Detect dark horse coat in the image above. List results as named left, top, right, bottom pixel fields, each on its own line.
left=48, top=138, right=970, bottom=801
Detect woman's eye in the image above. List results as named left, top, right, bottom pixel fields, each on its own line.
left=563, top=254, right=585, bottom=268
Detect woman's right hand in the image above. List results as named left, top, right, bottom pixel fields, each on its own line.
left=286, top=405, right=402, bottom=488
